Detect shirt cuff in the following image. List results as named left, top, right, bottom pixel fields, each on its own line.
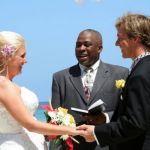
left=104, top=113, right=110, bottom=123
left=93, top=126, right=100, bottom=145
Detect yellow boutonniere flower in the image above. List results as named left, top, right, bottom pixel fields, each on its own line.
left=115, top=79, right=125, bottom=89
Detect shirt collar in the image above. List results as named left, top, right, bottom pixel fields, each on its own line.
left=131, top=51, right=150, bottom=69
left=79, top=60, right=100, bottom=72
left=133, top=51, right=150, bottom=61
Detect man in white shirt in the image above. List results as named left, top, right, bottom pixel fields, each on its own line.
left=51, top=29, right=129, bottom=150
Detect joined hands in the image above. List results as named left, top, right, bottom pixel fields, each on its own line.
left=76, top=125, right=96, bottom=142
left=71, top=113, right=106, bottom=143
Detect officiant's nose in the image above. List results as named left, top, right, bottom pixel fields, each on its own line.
left=80, top=44, right=87, bottom=51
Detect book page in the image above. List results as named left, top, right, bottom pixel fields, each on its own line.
left=71, top=107, right=88, bottom=114
left=88, top=99, right=104, bottom=110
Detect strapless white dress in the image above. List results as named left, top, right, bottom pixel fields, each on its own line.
left=0, top=87, right=48, bottom=150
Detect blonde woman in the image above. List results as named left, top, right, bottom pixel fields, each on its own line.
left=0, top=31, right=82, bottom=150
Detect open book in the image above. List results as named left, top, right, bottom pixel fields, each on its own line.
left=71, top=99, right=105, bottom=115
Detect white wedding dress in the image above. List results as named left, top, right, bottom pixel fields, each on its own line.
left=0, top=87, right=48, bottom=150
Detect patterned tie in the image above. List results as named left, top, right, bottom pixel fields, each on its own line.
left=84, top=68, right=93, bottom=101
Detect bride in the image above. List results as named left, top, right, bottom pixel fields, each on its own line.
left=0, top=31, right=83, bottom=150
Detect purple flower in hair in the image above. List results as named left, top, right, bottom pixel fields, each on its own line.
left=1, top=44, right=14, bottom=57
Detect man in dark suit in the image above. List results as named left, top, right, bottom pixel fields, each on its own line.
left=78, top=13, right=150, bottom=150
left=51, top=29, right=129, bottom=150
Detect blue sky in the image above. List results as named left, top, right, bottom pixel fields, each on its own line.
left=1, top=0, right=149, bottom=102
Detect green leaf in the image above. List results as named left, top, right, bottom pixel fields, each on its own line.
left=49, top=139, right=64, bottom=149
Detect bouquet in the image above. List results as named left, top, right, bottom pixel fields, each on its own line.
left=40, top=104, right=79, bottom=150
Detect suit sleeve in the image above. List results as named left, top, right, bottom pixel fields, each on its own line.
left=94, top=75, right=150, bottom=146
left=51, top=74, right=61, bottom=108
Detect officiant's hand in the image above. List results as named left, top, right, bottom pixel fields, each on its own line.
left=82, top=112, right=106, bottom=125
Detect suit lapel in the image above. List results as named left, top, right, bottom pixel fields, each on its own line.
left=69, top=64, right=85, bottom=100
left=90, top=62, right=111, bottom=101
left=69, top=63, right=112, bottom=103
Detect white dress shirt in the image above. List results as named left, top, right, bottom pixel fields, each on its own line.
left=79, top=60, right=100, bottom=88
left=79, top=60, right=109, bottom=145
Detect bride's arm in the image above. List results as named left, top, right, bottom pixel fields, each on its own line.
left=0, top=77, right=82, bottom=136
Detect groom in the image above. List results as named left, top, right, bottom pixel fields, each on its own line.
left=78, top=13, right=150, bottom=150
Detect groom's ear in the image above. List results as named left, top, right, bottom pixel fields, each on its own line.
left=132, top=36, right=140, bottom=43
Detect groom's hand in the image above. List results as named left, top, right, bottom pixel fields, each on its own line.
left=77, top=124, right=96, bottom=142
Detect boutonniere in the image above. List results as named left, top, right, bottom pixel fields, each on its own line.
left=115, top=79, right=126, bottom=101
left=115, top=79, right=125, bottom=89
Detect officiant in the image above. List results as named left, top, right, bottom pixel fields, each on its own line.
left=51, top=29, right=129, bottom=150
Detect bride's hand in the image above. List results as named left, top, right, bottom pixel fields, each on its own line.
left=69, top=127, right=85, bottom=136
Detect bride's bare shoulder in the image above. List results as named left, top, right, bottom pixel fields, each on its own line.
left=0, top=77, right=14, bottom=104
left=0, top=76, right=11, bottom=88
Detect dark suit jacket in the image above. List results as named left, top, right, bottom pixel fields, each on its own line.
left=51, top=61, right=129, bottom=150
left=95, top=56, right=150, bottom=150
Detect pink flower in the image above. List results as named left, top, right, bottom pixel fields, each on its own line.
left=66, top=137, right=73, bottom=150
left=2, top=44, right=14, bottom=57
left=39, top=105, right=54, bottom=111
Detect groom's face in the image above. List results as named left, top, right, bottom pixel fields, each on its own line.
left=75, top=31, right=102, bottom=67
left=116, top=25, right=136, bottom=59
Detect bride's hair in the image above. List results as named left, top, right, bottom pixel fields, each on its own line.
left=0, top=31, right=25, bottom=73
